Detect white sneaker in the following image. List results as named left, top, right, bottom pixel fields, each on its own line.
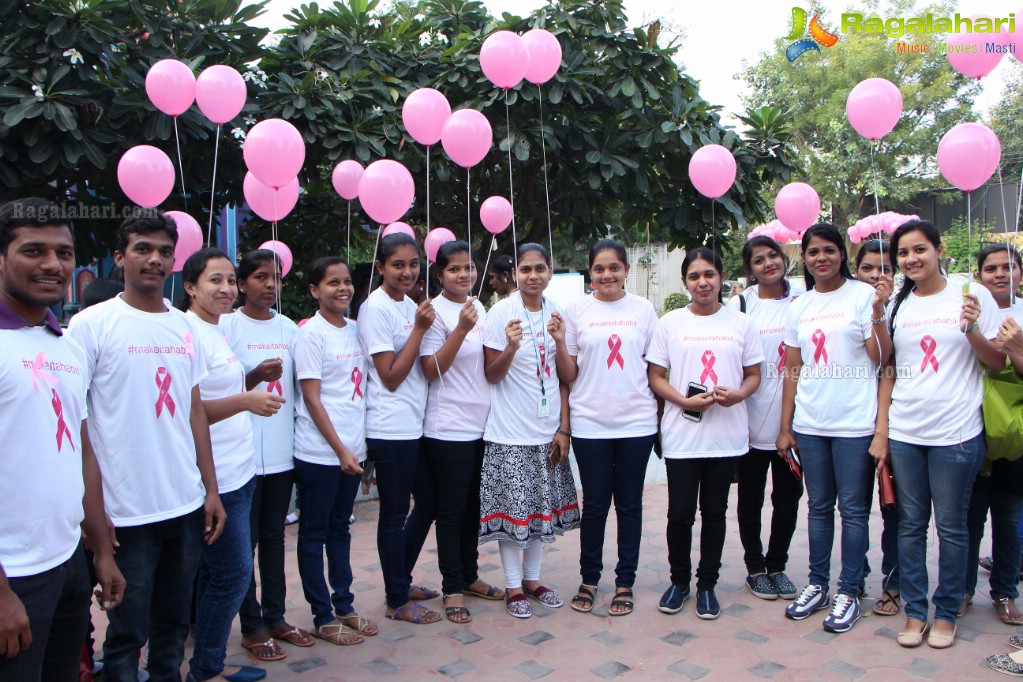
left=785, top=584, right=829, bottom=620
left=823, top=593, right=861, bottom=633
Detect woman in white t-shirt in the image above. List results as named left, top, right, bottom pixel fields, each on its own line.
left=356, top=233, right=441, bottom=624
left=778, top=223, right=892, bottom=634
left=876, top=220, right=1002, bottom=648
left=647, top=247, right=763, bottom=621
left=177, top=248, right=286, bottom=682
left=550, top=239, right=657, bottom=617
left=963, top=244, right=1023, bottom=627
left=481, top=242, right=580, bottom=619
left=417, top=241, right=504, bottom=623
left=729, top=236, right=803, bottom=604
left=290, top=256, right=377, bottom=646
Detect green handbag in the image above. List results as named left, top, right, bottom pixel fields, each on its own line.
left=984, top=358, right=1023, bottom=462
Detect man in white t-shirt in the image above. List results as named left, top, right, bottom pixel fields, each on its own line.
left=67, top=212, right=226, bottom=682
left=0, top=198, right=124, bottom=681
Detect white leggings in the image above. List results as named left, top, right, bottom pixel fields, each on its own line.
left=498, top=540, right=544, bottom=589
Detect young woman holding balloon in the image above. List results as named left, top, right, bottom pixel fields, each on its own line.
left=357, top=233, right=441, bottom=624
left=647, top=247, right=762, bottom=621
left=480, top=243, right=580, bottom=619
left=549, top=239, right=658, bottom=617
left=417, top=241, right=505, bottom=623
left=876, top=220, right=1002, bottom=648
left=729, top=236, right=803, bottom=603
left=777, top=224, right=892, bottom=634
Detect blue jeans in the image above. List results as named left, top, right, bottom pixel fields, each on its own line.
left=889, top=434, right=985, bottom=623
left=0, top=542, right=91, bottom=682
left=294, top=459, right=362, bottom=627
left=573, top=435, right=653, bottom=588
left=795, top=433, right=873, bottom=597
left=367, top=438, right=420, bottom=609
left=966, top=475, right=1023, bottom=599
left=189, top=478, right=256, bottom=681
left=103, top=508, right=203, bottom=682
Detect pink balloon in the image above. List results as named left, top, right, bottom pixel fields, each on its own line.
left=258, top=240, right=294, bottom=278
left=402, top=88, right=451, bottom=146
left=775, top=183, right=821, bottom=234
left=331, top=160, right=364, bottom=201
left=145, top=59, right=195, bottom=117
left=479, top=31, right=529, bottom=89
left=243, top=173, right=300, bottom=222
left=947, top=17, right=1007, bottom=79
left=243, top=118, right=305, bottom=190
left=195, top=65, right=246, bottom=124
left=441, top=109, right=493, bottom=168
left=424, top=227, right=457, bottom=263
left=846, top=78, right=902, bottom=140
left=850, top=229, right=863, bottom=244
left=480, top=196, right=513, bottom=234
left=358, top=160, right=415, bottom=225
left=938, top=122, right=1001, bottom=192
left=521, top=29, right=562, bottom=85
left=166, top=211, right=203, bottom=273
left=117, top=145, right=175, bottom=208
left=688, top=145, right=737, bottom=199
left=382, top=222, right=416, bottom=238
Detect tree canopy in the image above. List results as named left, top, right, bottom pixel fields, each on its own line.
left=0, top=0, right=798, bottom=271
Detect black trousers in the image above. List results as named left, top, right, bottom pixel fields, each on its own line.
left=736, top=447, right=804, bottom=574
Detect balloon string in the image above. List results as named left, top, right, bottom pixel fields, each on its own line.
left=505, top=89, right=518, bottom=275
left=207, top=124, right=221, bottom=246
left=173, top=117, right=187, bottom=213
left=426, top=145, right=431, bottom=232
left=967, top=190, right=973, bottom=282
left=538, top=85, right=554, bottom=266
left=711, top=200, right=716, bottom=255
left=998, top=165, right=1014, bottom=306
left=346, top=201, right=351, bottom=262
left=273, top=191, right=283, bottom=342
left=369, top=226, right=381, bottom=293
left=478, top=236, right=495, bottom=299
left=467, top=169, right=473, bottom=280
left=870, top=141, right=885, bottom=276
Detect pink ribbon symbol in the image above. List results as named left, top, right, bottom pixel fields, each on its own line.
left=350, top=366, right=364, bottom=401
left=183, top=331, right=195, bottom=356
left=155, top=367, right=176, bottom=418
left=537, top=344, right=552, bottom=378
left=51, top=388, right=75, bottom=452
left=267, top=380, right=282, bottom=396
left=607, top=334, right=624, bottom=369
left=777, top=342, right=786, bottom=373
left=811, top=329, right=828, bottom=364
left=700, top=350, right=718, bottom=385
left=30, top=352, right=58, bottom=391
left=920, top=335, right=939, bottom=373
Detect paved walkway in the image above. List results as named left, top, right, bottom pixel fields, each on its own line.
left=94, top=470, right=1018, bottom=681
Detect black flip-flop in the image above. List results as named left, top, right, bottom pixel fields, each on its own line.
left=609, top=589, right=634, bottom=617
left=570, top=584, right=596, bottom=613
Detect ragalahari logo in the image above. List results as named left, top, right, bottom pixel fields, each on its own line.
left=785, top=7, right=839, bottom=62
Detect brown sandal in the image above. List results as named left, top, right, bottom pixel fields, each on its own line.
left=338, top=612, right=379, bottom=636
left=994, top=594, right=1023, bottom=625
left=385, top=602, right=442, bottom=624
left=269, top=624, right=315, bottom=647
left=312, top=619, right=364, bottom=646
left=241, top=637, right=286, bottom=661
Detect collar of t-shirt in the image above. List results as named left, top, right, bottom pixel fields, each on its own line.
left=0, top=297, right=62, bottom=335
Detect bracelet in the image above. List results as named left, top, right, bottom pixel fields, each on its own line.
left=870, top=314, right=887, bottom=325
left=964, top=322, right=976, bottom=334
left=557, top=429, right=571, bottom=437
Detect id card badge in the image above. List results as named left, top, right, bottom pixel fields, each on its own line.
left=537, top=395, right=550, bottom=418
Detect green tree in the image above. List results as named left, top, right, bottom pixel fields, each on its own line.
left=740, top=0, right=981, bottom=230
left=988, top=60, right=1023, bottom=186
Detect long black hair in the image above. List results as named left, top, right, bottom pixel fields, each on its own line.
left=175, top=247, right=232, bottom=312
left=681, top=246, right=726, bottom=303
left=887, top=219, right=942, bottom=334
left=236, top=248, right=281, bottom=307
left=742, top=235, right=790, bottom=292
left=800, top=223, right=853, bottom=292
left=433, top=240, right=471, bottom=297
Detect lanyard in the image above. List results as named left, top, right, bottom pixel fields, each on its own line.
left=523, top=297, right=548, bottom=396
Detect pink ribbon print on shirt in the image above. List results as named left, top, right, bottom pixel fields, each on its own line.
left=183, top=331, right=195, bottom=356
left=920, top=335, right=939, bottom=374
left=31, top=352, right=58, bottom=391
left=607, top=334, right=624, bottom=369
left=537, top=343, right=552, bottom=378
left=267, top=379, right=283, bottom=396
left=777, top=342, right=786, bottom=373
left=155, top=367, right=176, bottom=418
left=351, top=366, right=364, bottom=401
left=811, top=329, right=828, bottom=364
left=700, top=350, right=718, bottom=385
left=51, top=388, right=75, bottom=452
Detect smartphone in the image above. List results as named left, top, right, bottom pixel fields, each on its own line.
left=682, top=382, right=707, bottom=422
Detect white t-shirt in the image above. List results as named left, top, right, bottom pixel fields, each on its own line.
left=483, top=293, right=563, bottom=446
left=0, top=326, right=88, bottom=577
left=888, top=280, right=1000, bottom=446
left=293, top=312, right=368, bottom=464
left=222, top=310, right=297, bottom=475
left=420, top=294, right=490, bottom=440
left=357, top=288, right=427, bottom=440
left=729, top=285, right=793, bottom=450
left=784, top=279, right=879, bottom=437
left=188, top=312, right=255, bottom=493
left=68, top=296, right=207, bottom=526
left=999, top=297, right=1023, bottom=322
left=563, top=293, right=658, bottom=438
left=647, top=305, right=763, bottom=458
